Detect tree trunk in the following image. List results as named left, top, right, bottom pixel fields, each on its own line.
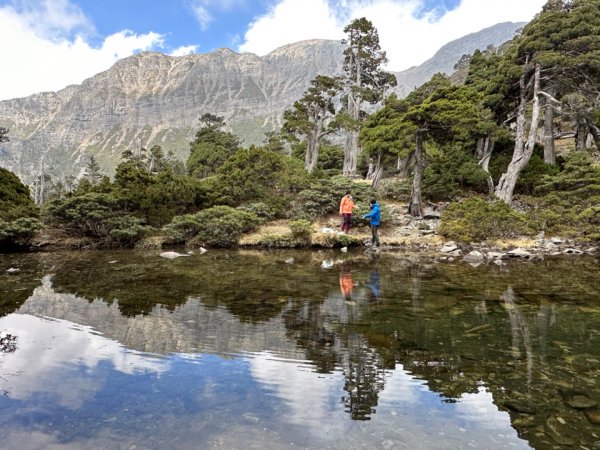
left=397, top=152, right=415, bottom=177
left=371, top=151, right=384, bottom=189
left=477, top=136, right=495, bottom=193
left=495, top=63, right=542, bottom=205
left=576, top=117, right=588, bottom=150
left=343, top=92, right=360, bottom=176
left=408, top=133, right=425, bottom=217
left=305, top=116, right=324, bottom=172
left=542, top=93, right=556, bottom=164
left=366, top=158, right=375, bottom=180
left=587, top=122, right=600, bottom=151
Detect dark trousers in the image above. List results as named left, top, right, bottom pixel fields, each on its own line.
left=371, top=224, right=380, bottom=246
left=341, top=214, right=352, bottom=232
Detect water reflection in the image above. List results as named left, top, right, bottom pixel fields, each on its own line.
left=0, top=249, right=598, bottom=448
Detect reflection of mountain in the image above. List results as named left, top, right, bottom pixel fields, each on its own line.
left=19, top=275, right=304, bottom=357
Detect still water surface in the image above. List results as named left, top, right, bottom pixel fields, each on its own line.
left=0, top=249, right=599, bottom=449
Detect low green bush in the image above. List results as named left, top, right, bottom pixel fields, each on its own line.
left=439, top=196, right=530, bottom=242
left=164, top=206, right=260, bottom=247
left=0, top=217, right=44, bottom=248
left=237, top=202, right=278, bottom=222
left=288, top=219, right=313, bottom=241
left=377, top=178, right=411, bottom=202
left=44, top=193, right=149, bottom=246
left=522, top=152, right=600, bottom=241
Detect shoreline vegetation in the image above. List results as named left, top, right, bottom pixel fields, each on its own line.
left=2, top=5, right=600, bottom=261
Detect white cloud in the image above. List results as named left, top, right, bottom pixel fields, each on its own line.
left=238, top=0, right=547, bottom=70
left=170, top=44, right=200, bottom=56
left=0, top=1, right=164, bottom=101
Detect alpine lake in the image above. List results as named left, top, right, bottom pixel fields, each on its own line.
left=0, top=248, right=599, bottom=449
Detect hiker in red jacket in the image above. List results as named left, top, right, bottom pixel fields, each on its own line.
left=339, top=191, right=356, bottom=234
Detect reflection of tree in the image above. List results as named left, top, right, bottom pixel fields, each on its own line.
left=0, top=333, right=17, bottom=354
left=341, top=335, right=387, bottom=420
left=502, top=286, right=535, bottom=387
left=283, top=301, right=338, bottom=374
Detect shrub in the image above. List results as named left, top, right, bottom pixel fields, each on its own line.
left=237, top=202, right=278, bottom=222
left=0, top=167, right=38, bottom=222
left=288, top=219, right=313, bottom=241
left=0, top=217, right=44, bottom=248
left=377, top=178, right=411, bottom=202
left=164, top=206, right=260, bottom=247
left=438, top=197, right=530, bottom=242
left=291, top=176, right=373, bottom=220
left=522, top=152, right=600, bottom=241
left=44, top=193, right=148, bottom=246
left=423, top=146, right=489, bottom=200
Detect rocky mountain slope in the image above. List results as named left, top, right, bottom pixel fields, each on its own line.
left=0, top=23, right=523, bottom=184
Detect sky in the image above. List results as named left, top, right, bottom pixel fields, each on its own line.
left=0, top=0, right=547, bottom=101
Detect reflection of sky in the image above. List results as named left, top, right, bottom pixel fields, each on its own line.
left=0, top=314, right=167, bottom=406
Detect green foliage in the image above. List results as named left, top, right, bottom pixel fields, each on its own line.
left=44, top=193, right=148, bottom=246
left=163, top=206, right=260, bottom=247
left=377, top=178, right=412, bottom=202
left=439, top=197, right=530, bottom=242
left=112, top=161, right=204, bottom=227
left=288, top=219, right=313, bottom=240
left=187, top=115, right=241, bottom=178
left=0, top=167, right=38, bottom=222
left=423, top=146, right=490, bottom=200
left=237, top=202, right=278, bottom=222
left=291, top=176, right=373, bottom=221
left=523, top=152, right=600, bottom=241
left=342, top=17, right=395, bottom=103
left=208, top=147, right=310, bottom=209
left=0, top=217, right=44, bottom=248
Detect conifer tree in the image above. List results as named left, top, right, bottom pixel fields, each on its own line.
left=282, top=75, right=341, bottom=172
left=341, top=17, right=396, bottom=176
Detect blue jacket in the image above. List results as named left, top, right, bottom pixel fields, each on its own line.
left=363, top=202, right=381, bottom=226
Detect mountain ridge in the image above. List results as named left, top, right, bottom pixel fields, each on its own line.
left=0, top=22, right=523, bottom=184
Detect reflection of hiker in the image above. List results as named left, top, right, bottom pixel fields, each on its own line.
left=339, top=265, right=354, bottom=301
left=339, top=191, right=356, bottom=234
left=365, top=271, right=381, bottom=301
left=363, top=199, right=381, bottom=247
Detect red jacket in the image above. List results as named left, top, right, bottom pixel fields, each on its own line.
left=339, top=195, right=355, bottom=214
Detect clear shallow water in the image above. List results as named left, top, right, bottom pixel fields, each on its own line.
left=0, top=249, right=599, bottom=449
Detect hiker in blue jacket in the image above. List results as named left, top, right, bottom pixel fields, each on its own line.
left=363, top=199, right=381, bottom=247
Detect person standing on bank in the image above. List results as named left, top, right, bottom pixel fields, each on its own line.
left=339, top=191, right=356, bottom=234
left=363, top=199, right=381, bottom=247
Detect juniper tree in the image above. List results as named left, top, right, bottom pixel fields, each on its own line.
left=282, top=75, right=341, bottom=172
left=341, top=17, right=396, bottom=177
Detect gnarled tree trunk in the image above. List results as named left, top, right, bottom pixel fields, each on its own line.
left=343, top=92, right=360, bottom=176
left=407, top=132, right=425, bottom=217
left=371, top=151, right=384, bottom=189
left=476, top=136, right=495, bottom=194
left=496, top=63, right=542, bottom=204
left=543, top=93, right=556, bottom=164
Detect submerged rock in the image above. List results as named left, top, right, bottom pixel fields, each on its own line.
left=160, top=251, right=191, bottom=259
left=566, top=395, right=597, bottom=409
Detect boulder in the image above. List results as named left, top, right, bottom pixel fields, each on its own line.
left=440, top=241, right=458, bottom=253
left=6, top=267, right=20, bottom=274
left=507, top=248, right=533, bottom=258
left=464, top=251, right=484, bottom=264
